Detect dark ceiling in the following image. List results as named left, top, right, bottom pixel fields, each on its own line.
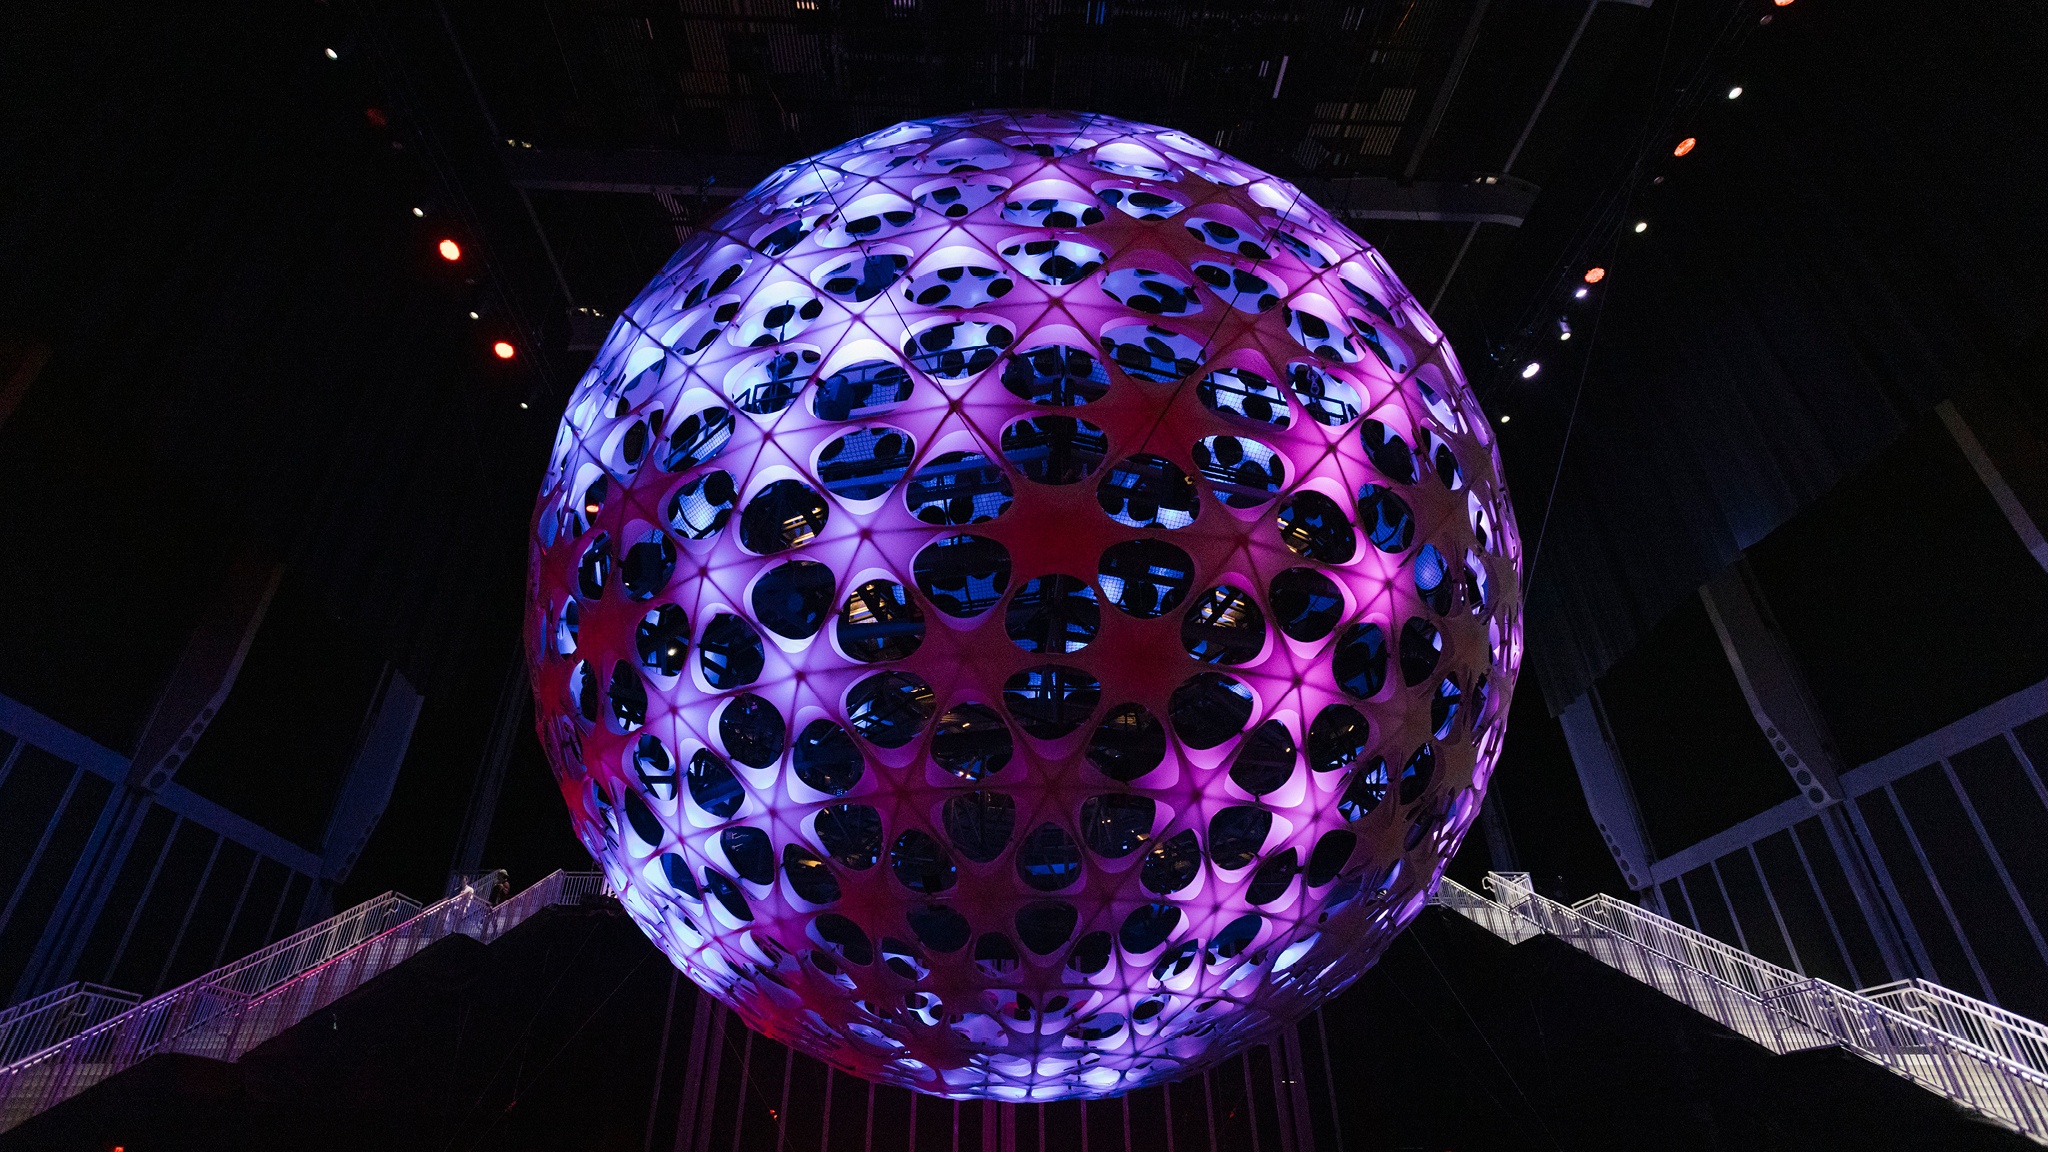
left=3, top=0, right=2044, bottom=908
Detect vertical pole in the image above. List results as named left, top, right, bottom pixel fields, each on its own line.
left=1281, top=1025, right=1317, bottom=1152
left=777, top=1046, right=794, bottom=1151
left=820, top=1068, right=834, bottom=1152
left=1786, top=823, right=1863, bottom=987
left=1744, top=844, right=1805, bottom=975
left=1827, top=800, right=1926, bottom=981
left=1203, top=1069, right=1219, bottom=1152
left=1266, top=1043, right=1295, bottom=1152
left=0, top=764, right=86, bottom=937
left=1672, top=872, right=1702, bottom=930
left=106, top=815, right=182, bottom=983
left=209, top=851, right=265, bottom=970
left=1314, top=1008, right=1346, bottom=1152
left=730, top=1029, right=755, bottom=1152
left=1706, top=860, right=1752, bottom=954
left=683, top=1001, right=728, bottom=1152
left=1941, top=759, right=2048, bottom=969
left=645, top=969, right=680, bottom=1152
left=1162, top=1084, right=1177, bottom=1152
left=1884, top=784, right=1996, bottom=1002
left=1936, top=399, right=2048, bottom=574
left=154, top=832, right=224, bottom=993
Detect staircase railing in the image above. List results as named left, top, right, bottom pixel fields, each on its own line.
left=0, top=869, right=606, bottom=1134
left=0, top=984, right=140, bottom=1066
left=1435, top=871, right=2048, bottom=1144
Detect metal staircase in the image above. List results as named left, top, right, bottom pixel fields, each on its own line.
left=1435, top=871, right=2048, bottom=1144
left=0, top=869, right=607, bottom=1134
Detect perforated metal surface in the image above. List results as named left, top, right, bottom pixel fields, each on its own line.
left=527, top=111, right=1521, bottom=1100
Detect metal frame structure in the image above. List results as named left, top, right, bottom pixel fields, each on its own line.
left=1436, top=871, right=2048, bottom=1143
left=0, top=664, right=423, bottom=1006
left=530, top=109, right=1521, bottom=1100
left=1641, top=675, right=2048, bottom=1006
left=0, top=869, right=608, bottom=1133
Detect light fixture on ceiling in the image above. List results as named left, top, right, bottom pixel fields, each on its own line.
left=1673, top=137, right=1697, bottom=157
left=493, top=341, right=516, bottom=360
left=1633, top=221, right=1649, bottom=233
left=1728, top=85, right=1744, bottom=99
left=438, top=238, right=462, bottom=261
left=1521, top=362, right=1541, bottom=379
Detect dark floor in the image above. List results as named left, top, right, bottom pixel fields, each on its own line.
left=4, top=901, right=2029, bottom=1152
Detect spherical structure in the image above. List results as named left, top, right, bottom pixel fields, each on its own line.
left=527, top=111, right=1522, bottom=1101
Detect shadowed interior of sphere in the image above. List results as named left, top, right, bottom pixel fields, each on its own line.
left=527, top=110, right=1523, bottom=1101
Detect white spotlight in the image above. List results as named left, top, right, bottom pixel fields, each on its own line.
left=324, top=47, right=339, bottom=59
left=1520, top=363, right=1541, bottom=380
left=1573, top=286, right=1589, bottom=299
left=1633, top=221, right=1649, bottom=233
left=1728, top=86, right=1743, bottom=99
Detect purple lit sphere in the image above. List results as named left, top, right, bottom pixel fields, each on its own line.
left=527, top=111, right=1522, bottom=1101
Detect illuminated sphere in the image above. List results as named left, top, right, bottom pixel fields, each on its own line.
left=527, top=111, right=1522, bottom=1100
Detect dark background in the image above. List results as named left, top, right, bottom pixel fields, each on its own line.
left=2, top=0, right=2044, bottom=920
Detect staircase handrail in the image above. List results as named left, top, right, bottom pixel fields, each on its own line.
left=0, top=871, right=606, bottom=1134
left=1860, top=978, right=2048, bottom=1078
left=0, top=984, right=141, bottom=1066
left=1439, top=872, right=2048, bottom=1142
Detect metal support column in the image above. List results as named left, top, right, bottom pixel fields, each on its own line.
left=1557, top=688, right=1660, bottom=902
left=1701, top=558, right=1922, bottom=981
left=299, top=666, right=425, bottom=926
left=13, top=556, right=280, bottom=999
left=1938, top=398, right=2048, bottom=574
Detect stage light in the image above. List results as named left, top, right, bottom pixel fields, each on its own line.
left=412, top=207, right=425, bottom=217
left=1573, top=287, right=1590, bottom=299
left=1673, top=137, right=1696, bottom=157
left=526, top=111, right=1521, bottom=1102
left=1500, top=414, right=1511, bottom=423
left=1557, top=318, right=1572, bottom=341
left=1633, top=221, right=1648, bottom=233
left=324, top=48, right=338, bottom=60
left=1521, top=362, right=1542, bottom=379
left=438, top=239, right=462, bottom=261
left=493, top=341, right=515, bottom=360
left=1728, top=86, right=1744, bottom=99
left=1583, top=267, right=1606, bottom=284
left=520, top=401, right=530, bottom=409
left=469, top=311, right=480, bottom=320
left=1774, top=0, right=1793, bottom=6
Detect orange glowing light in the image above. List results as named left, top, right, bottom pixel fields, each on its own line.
left=1673, top=137, right=1697, bottom=157
left=493, top=341, right=516, bottom=360
left=1582, top=267, right=1606, bottom=284
left=438, top=239, right=462, bottom=261
left=1773, top=0, right=1793, bottom=6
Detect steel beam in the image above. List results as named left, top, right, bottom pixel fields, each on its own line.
left=1699, top=559, right=1846, bottom=807
left=502, top=146, right=1541, bottom=226
left=298, top=666, right=424, bottom=925
left=1557, top=687, right=1660, bottom=900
